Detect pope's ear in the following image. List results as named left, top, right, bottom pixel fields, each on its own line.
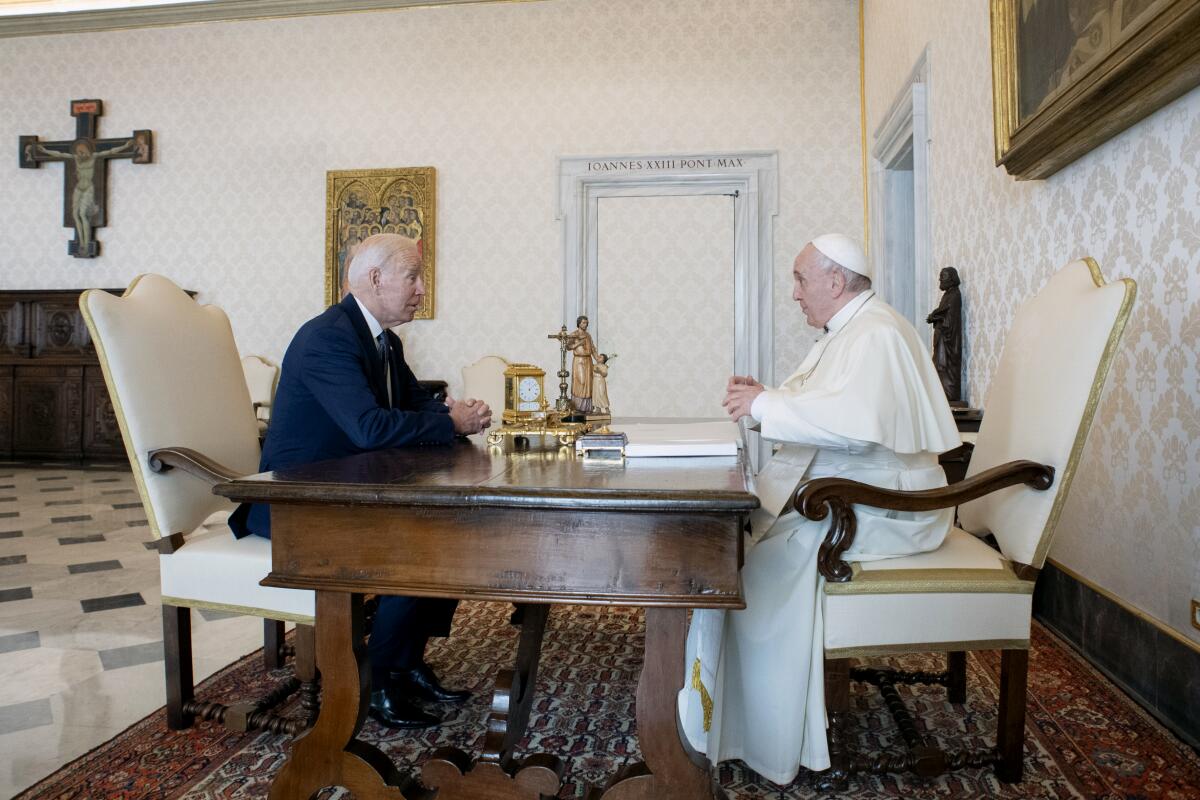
left=829, top=267, right=847, bottom=295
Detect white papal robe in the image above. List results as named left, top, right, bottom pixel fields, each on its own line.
left=678, top=291, right=960, bottom=784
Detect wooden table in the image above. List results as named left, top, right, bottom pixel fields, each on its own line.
left=215, top=437, right=756, bottom=800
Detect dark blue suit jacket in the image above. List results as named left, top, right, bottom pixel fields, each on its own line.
left=230, top=294, right=454, bottom=538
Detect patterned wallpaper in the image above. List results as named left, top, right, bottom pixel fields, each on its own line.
left=596, top=195, right=734, bottom=417
left=0, top=0, right=861, bottom=406
left=864, top=0, right=1200, bottom=643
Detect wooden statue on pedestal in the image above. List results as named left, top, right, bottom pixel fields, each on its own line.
left=566, top=315, right=597, bottom=415
left=927, top=266, right=964, bottom=406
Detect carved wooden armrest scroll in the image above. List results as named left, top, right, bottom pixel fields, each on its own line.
left=146, top=448, right=245, bottom=555
left=794, top=460, right=1054, bottom=583
left=147, top=447, right=242, bottom=484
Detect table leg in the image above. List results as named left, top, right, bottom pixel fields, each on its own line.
left=595, top=607, right=726, bottom=800
left=268, top=591, right=416, bottom=800
left=422, top=603, right=563, bottom=800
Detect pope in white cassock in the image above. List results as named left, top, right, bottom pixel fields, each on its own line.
left=678, top=234, right=960, bottom=784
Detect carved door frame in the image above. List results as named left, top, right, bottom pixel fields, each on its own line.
left=556, top=151, right=778, bottom=466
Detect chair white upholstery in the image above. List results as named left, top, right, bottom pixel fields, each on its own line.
left=809, top=258, right=1136, bottom=786
left=462, top=355, right=509, bottom=418
left=159, top=525, right=313, bottom=622
left=81, top=275, right=314, bottom=730
left=958, top=259, right=1134, bottom=568
left=824, top=528, right=1033, bottom=655
left=241, top=355, right=279, bottom=432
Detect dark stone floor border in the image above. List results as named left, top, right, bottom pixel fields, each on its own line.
left=1034, top=560, right=1200, bottom=751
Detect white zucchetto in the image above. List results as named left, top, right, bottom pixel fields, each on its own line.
left=811, top=233, right=870, bottom=279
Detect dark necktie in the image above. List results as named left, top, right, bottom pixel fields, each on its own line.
left=376, top=332, right=392, bottom=408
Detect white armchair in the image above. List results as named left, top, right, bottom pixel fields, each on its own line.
left=796, top=258, right=1135, bottom=787
left=80, top=275, right=316, bottom=733
left=462, top=355, right=509, bottom=420
left=241, top=354, right=279, bottom=436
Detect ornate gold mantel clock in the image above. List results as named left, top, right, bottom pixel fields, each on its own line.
left=502, top=363, right=548, bottom=424
left=487, top=361, right=592, bottom=447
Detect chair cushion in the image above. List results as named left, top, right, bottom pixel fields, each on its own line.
left=159, top=525, right=314, bottom=623
left=823, top=528, right=1032, bottom=657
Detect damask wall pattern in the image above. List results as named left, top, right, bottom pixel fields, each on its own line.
left=864, top=0, right=1200, bottom=643
left=0, top=0, right=861, bottom=406
left=596, top=195, right=735, bottom=418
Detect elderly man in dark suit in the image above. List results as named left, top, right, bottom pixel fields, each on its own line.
left=231, top=234, right=492, bottom=729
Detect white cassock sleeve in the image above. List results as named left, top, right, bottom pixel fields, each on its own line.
left=750, top=390, right=866, bottom=450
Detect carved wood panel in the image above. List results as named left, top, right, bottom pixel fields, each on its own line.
left=0, top=297, right=26, bottom=359
left=0, top=367, right=12, bottom=456
left=13, top=366, right=83, bottom=457
left=31, top=299, right=91, bottom=358
left=1, top=289, right=126, bottom=461
left=83, top=365, right=124, bottom=458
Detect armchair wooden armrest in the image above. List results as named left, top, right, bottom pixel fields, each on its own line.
left=794, top=460, right=1055, bottom=583
left=147, top=447, right=243, bottom=485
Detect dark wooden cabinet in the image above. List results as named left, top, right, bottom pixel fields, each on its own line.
left=0, top=289, right=125, bottom=461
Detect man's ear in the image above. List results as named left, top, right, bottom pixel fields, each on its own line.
left=369, top=266, right=383, bottom=292
left=829, top=267, right=847, bottom=297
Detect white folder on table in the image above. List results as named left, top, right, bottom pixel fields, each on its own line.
left=620, top=421, right=741, bottom=457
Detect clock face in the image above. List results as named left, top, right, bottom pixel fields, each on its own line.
left=518, top=376, right=541, bottom=402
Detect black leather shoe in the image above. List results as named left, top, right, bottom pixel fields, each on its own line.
left=367, top=688, right=440, bottom=729
left=389, top=663, right=471, bottom=704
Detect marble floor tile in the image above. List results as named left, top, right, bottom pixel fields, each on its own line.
left=80, top=592, right=146, bottom=613
left=0, top=466, right=289, bottom=796
left=0, top=697, right=53, bottom=735
left=98, top=640, right=163, bottom=670
left=0, top=586, right=33, bottom=602
left=37, top=601, right=163, bottom=651
left=0, top=630, right=40, bottom=653
left=0, top=646, right=104, bottom=706
left=0, top=717, right=130, bottom=796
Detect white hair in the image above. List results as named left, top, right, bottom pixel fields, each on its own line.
left=811, top=247, right=872, bottom=292
left=346, top=234, right=420, bottom=288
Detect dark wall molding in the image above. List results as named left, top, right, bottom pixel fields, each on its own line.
left=0, top=0, right=528, bottom=39
left=1034, top=560, right=1200, bottom=751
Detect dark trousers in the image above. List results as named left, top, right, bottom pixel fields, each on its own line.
left=367, top=595, right=458, bottom=687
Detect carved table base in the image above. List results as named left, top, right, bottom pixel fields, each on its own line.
left=269, top=591, right=417, bottom=800
left=269, top=598, right=723, bottom=800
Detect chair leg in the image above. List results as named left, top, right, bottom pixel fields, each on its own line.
left=294, top=623, right=320, bottom=727
left=947, top=651, right=967, bottom=704
left=814, top=657, right=851, bottom=791
left=263, top=619, right=286, bottom=671
left=162, top=604, right=195, bottom=730
left=996, top=648, right=1028, bottom=783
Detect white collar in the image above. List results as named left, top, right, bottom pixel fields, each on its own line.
left=825, top=290, right=875, bottom=334
left=353, top=295, right=385, bottom=341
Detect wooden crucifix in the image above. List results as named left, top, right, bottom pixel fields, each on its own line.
left=19, top=99, right=153, bottom=258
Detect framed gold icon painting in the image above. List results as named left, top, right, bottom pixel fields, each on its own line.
left=324, top=167, right=436, bottom=317
left=991, top=0, right=1200, bottom=179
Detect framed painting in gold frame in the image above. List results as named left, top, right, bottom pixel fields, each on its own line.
left=991, top=0, right=1200, bottom=180
left=324, top=167, right=436, bottom=317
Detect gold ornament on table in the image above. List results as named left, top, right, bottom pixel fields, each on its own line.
left=501, top=363, right=548, bottom=425
left=553, top=316, right=614, bottom=424
left=486, top=323, right=617, bottom=448
left=486, top=361, right=588, bottom=448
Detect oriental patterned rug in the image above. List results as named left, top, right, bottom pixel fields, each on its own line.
left=17, top=602, right=1200, bottom=799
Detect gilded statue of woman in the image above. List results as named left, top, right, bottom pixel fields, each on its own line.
left=591, top=353, right=612, bottom=414
left=567, top=315, right=597, bottom=414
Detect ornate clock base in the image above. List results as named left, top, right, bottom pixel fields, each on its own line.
left=487, top=418, right=590, bottom=447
